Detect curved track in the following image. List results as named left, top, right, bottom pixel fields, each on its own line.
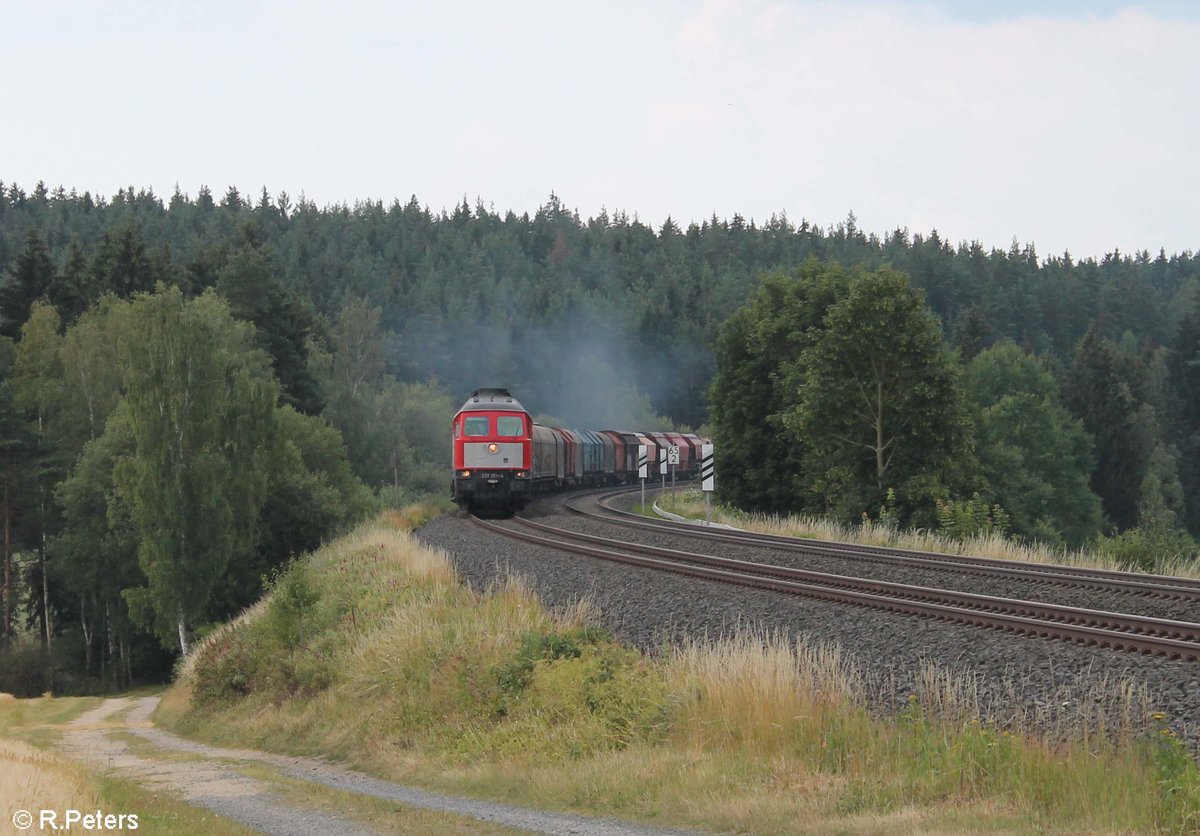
left=571, top=489, right=1200, bottom=600
left=469, top=487, right=1200, bottom=661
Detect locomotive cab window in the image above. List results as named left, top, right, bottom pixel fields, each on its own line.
left=496, top=416, right=524, bottom=437
left=464, top=417, right=490, bottom=436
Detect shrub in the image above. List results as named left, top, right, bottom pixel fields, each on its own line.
left=494, top=627, right=610, bottom=709
left=935, top=493, right=1010, bottom=540
left=190, top=630, right=258, bottom=708
left=0, top=634, right=50, bottom=697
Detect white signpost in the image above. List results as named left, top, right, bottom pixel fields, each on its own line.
left=700, top=443, right=715, bottom=524
left=667, top=445, right=680, bottom=495
left=637, top=444, right=648, bottom=511
left=659, top=452, right=667, bottom=494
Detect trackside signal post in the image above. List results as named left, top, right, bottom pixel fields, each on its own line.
left=660, top=453, right=667, bottom=494
left=700, top=443, right=715, bottom=524
left=638, top=445, right=648, bottom=511
left=667, top=445, right=680, bottom=496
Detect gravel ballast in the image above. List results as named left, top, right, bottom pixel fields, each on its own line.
left=417, top=496, right=1200, bottom=749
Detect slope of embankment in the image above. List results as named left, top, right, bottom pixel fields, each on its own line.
left=157, top=509, right=1200, bottom=833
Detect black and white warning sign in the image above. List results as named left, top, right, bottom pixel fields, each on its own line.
left=637, top=444, right=648, bottom=479
left=700, top=443, right=714, bottom=491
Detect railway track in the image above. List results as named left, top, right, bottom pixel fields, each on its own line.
left=567, top=489, right=1200, bottom=601
left=468, top=488, right=1200, bottom=661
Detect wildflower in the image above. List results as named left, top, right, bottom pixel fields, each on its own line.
left=1151, top=711, right=1166, bottom=721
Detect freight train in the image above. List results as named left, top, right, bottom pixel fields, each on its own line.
left=451, top=388, right=707, bottom=514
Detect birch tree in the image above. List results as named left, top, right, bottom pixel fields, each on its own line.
left=114, top=286, right=276, bottom=655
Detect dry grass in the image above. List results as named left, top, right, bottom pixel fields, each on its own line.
left=0, top=694, right=255, bottom=835
left=156, top=511, right=1200, bottom=833
left=0, top=738, right=101, bottom=814
left=669, top=630, right=863, bottom=753
left=658, top=489, right=1200, bottom=579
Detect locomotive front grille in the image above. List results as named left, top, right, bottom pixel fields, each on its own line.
left=463, top=442, right=525, bottom=468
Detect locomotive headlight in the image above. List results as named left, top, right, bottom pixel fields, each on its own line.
left=459, top=469, right=471, bottom=478
left=487, top=442, right=499, bottom=454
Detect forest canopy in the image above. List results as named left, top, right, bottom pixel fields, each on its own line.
left=1, top=180, right=1198, bottom=691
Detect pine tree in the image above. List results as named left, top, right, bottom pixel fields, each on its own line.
left=90, top=224, right=155, bottom=298
left=216, top=232, right=324, bottom=414
left=0, top=337, right=36, bottom=639
left=0, top=229, right=56, bottom=340
left=1064, top=327, right=1157, bottom=530
left=1169, top=294, right=1200, bottom=534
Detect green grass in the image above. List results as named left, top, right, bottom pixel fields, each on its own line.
left=232, top=762, right=528, bottom=834
left=155, top=510, right=1200, bottom=834
left=0, top=695, right=102, bottom=747
left=93, top=774, right=258, bottom=836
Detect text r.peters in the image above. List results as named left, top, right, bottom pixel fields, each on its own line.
left=22, top=810, right=139, bottom=831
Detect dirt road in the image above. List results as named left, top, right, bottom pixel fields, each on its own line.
left=56, top=697, right=688, bottom=835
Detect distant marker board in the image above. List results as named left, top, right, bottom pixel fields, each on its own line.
left=660, top=455, right=668, bottom=475
left=637, top=445, right=648, bottom=479
left=700, top=443, right=715, bottom=492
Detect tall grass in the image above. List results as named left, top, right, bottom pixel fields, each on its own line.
left=160, top=512, right=1200, bottom=833
left=658, top=489, right=1200, bottom=579
left=0, top=737, right=100, bottom=814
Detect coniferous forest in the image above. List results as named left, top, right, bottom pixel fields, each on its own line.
left=1, top=180, right=1199, bottom=692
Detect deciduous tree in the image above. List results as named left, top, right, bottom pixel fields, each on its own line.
left=787, top=269, right=977, bottom=524
left=709, top=265, right=846, bottom=512
left=963, top=342, right=1103, bottom=545
left=113, top=286, right=277, bottom=654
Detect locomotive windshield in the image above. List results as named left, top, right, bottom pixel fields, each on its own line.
left=464, top=416, right=490, bottom=436
left=496, top=416, right=524, bottom=436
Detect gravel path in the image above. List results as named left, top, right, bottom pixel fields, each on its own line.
left=57, top=697, right=697, bottom=835
left=418, top=497, right=1200, bottom=748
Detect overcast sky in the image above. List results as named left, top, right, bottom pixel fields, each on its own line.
left=2, top=0, right=1196, bottom=260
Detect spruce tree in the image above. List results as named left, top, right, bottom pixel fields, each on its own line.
left=1064, top=327, right=1157, bottom=530
left=216, top=232, right=323, bottom=414
left=0, top=229, right=56, bottom=340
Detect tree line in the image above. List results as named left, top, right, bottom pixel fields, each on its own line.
left=1, top=180, right=1199, bottom=690
left=0, top=199, right=459, bottom=692
left=711, top=262, right=1200, bottom=563
left=1, top=182, right=1196, bottom=430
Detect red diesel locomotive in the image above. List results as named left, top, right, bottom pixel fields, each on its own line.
left=451, top=388, right=534, bottom=511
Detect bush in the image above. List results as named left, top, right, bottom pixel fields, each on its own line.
left=191, top=631, right=258, bottom=708
left=494, top=627, right=609, bottom=710
left=0, top=634, right=51, bottom=697
left=1097, top=484, right=1196, bottom=572
left=1097, top=525, right=1195, bottom=573
left=935, top=493, right=1010, bottom=540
